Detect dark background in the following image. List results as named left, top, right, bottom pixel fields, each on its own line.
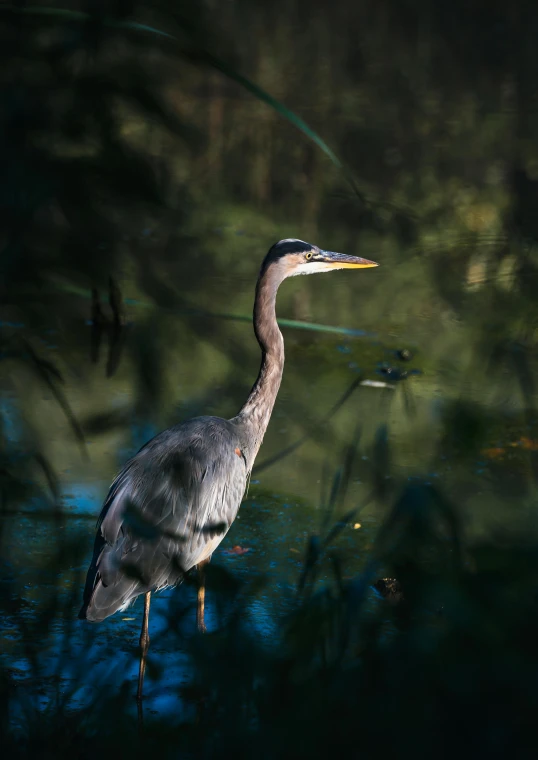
left=2, top=2, right=538, bottom=757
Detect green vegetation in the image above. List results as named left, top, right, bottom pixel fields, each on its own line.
left=1, top=1, right=538, bottom=756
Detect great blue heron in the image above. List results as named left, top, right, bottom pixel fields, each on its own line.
left=79, top=238, right=378, bottom=701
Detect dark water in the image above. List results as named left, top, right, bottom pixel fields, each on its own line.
left=2, top=269, right=536, bottom=722
left=1, top=277, right=390, bottom=720
left=2, top=0, right=538, bottom=738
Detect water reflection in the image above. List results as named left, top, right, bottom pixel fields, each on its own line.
left=1, top=483, right=379, bottom=720
left=2, top=2, right=538, bottom=750
left=2, top=253, right=537, bottom=720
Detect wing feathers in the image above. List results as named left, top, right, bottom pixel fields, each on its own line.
left=79, top=417, right=248, bottom=621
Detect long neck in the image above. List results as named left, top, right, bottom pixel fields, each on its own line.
left=235, top=262, right=285, bottom=460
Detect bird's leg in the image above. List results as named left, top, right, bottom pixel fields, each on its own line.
left=196, top=560, right=209, bottom=633
left=137, top=591, right=151, bottom=704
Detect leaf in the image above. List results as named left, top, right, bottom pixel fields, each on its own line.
left=515, top=437, right=538, bottom=451
left=482, top=447, right=505, bottom=460
left=28, top=279, right=378, bottom=340
left=222, top=545, right=251, bottom=556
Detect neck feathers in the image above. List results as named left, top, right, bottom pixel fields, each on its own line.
left=235, top=260, right=286, bottom=460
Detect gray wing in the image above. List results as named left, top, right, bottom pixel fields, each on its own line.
left=79, top=417, right=248, bottom=621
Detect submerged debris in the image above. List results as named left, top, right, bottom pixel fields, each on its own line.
left=360, top=379, right=396, bottom=390
left=380, top=366, right=408, bottom=381
left=222, top=545, right=251, bottom=556
left=373, top=577, right=404, bottom=604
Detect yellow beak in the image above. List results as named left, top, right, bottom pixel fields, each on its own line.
left=320, top=251, right=379, bottom=268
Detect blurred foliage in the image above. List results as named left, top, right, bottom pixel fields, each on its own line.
left=3, top=427, right=538, bottom=757
left=2, top=0, right=538, bottom=756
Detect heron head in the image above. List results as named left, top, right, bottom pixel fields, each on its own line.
left=262, top=239, right=378, bottom=278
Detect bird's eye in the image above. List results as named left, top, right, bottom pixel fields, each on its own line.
left=305, top=252, right=313, bottom=260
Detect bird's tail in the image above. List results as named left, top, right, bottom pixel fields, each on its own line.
left=79, top=531, right=185, bottom=622
left=79, top=576, right=143, bottom=622
left=78, top=534, right=144, bottom=622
